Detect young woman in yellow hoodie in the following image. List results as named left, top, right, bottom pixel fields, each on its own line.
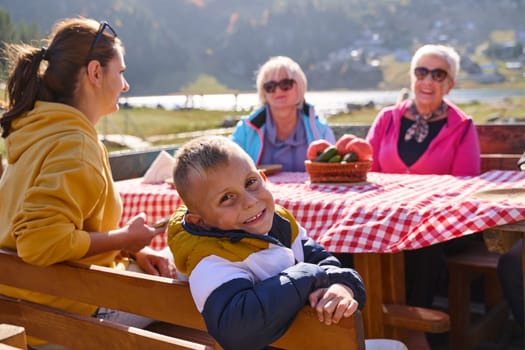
left=0, top=17, right=176, bottom=344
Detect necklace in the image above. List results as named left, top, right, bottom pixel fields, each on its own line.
left=404, top=101, right=447, bottom=143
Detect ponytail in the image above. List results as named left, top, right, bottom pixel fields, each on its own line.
left=1, top=45, right=47, bottom=138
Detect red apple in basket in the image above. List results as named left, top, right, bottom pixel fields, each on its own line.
left=335, top=134, right=357, bottom=156
left=345, top=138, right=373, bottom=161
left=307, top=139, right=332, bottom=161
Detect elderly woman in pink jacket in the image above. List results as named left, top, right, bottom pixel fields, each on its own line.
left=365, top=44, right=481, bottom=347
left=367, top=44, right=480, bottom=176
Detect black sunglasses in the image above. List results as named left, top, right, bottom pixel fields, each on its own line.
left=414, top=67, right=448, bottom=82
left=263, top=78, right=295, bottom=94
left=86, top=21, right=117, bottom=64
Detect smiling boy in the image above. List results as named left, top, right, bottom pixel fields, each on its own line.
left=167, top=135, right=365, bottom=350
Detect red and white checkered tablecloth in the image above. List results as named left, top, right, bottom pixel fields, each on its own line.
left=115, top=170, right=525, bottom=253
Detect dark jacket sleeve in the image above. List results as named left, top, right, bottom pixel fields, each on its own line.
left=201, top=262, right=330, bottom=350
left=302, top=237, right=367, bottom=310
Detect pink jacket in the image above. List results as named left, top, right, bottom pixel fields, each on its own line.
left=366, top=99, right=480, bottom=176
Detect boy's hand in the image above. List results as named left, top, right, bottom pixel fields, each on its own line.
left=308, top=283, right=359, bottom=325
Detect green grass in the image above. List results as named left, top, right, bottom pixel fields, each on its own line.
left=96, top=95, right=525, bottom=152
left=98, top=108, right=245, bottom=138
left=1, top=96, right=524, bottom=156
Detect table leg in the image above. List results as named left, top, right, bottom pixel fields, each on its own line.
left=380, top=253, right=406, bottom=303
left=353, top=253, right=385, bottom=338
left=381, top=253, right=406, bottom=340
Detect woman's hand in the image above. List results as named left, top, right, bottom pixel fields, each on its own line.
left=308, top=283, right=359, bottom=325
left=86, top=213, right=165, bottom=257
left=135, top=246, right=177, bottom=278
left=119, top=213, right=165, bottom=252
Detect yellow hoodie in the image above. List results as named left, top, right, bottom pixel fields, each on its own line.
left=0, top=101, right=124, bottom=319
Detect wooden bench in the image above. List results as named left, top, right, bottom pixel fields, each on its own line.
left=476, top=123, right=525, bottom=173
left=0, top=249, right=366, bottom=350
left=109, top=145, right=179, bottom=181
left=447, top=241, right=509, bottom=349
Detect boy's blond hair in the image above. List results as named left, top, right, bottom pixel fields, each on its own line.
left=173, top=136, right=253, bottom=207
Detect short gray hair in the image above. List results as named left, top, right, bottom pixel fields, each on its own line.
left=255, top=56, right=307, bottom=108
left=410, top=44, right=460, bottom=81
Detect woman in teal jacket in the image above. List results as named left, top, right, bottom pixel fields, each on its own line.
left=231, top=56, right=335, bottom=172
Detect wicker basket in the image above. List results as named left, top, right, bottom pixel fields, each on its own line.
left=305, top=160, right=371, bottom=183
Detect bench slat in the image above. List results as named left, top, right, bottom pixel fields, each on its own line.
left=0, top=250, right=205, bottom=330
left=383, top=304, right=450, bottom=333
left=476, top=124, right=525, bottom=154
left=272, top=308, right=365, bottom=350
left=0, top=296, right=211, bottom=350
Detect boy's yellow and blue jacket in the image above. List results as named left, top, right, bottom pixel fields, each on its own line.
left=168, top=205, right=366, bottom=350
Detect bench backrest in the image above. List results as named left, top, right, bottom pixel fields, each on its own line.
left=0, top=249, right=365, bottom=350
left=109, top=145, right=179, bottom=181
left=476, top=124, right=525, bottom=154
left=476, top=124, right=525, bottom=172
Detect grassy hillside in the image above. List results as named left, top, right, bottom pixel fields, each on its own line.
left=102, top=94, right=525, bottom=149
left=1, top=89, right=525, bottom=156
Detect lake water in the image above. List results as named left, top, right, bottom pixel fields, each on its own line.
left=121, top=88, right=525, bottom=117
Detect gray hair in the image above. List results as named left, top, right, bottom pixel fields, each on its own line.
left=410, top=44, right=460, bottom=82
left=255, top=56, right=307, bottom=108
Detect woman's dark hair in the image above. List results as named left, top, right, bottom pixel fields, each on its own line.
left=1, top=17, right=121, bottom=138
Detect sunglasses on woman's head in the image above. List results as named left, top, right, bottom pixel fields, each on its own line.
left=414, top=67, right=448, bottom=82
left=86, top=21, right=117, bottom=64
left=263, top=78, right=295, bottom=94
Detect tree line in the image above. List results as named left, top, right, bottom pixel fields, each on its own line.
left=0, top=0, right=523, bottom=95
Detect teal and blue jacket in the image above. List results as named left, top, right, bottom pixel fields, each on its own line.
left=230, top=103, right=336, bottom=167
